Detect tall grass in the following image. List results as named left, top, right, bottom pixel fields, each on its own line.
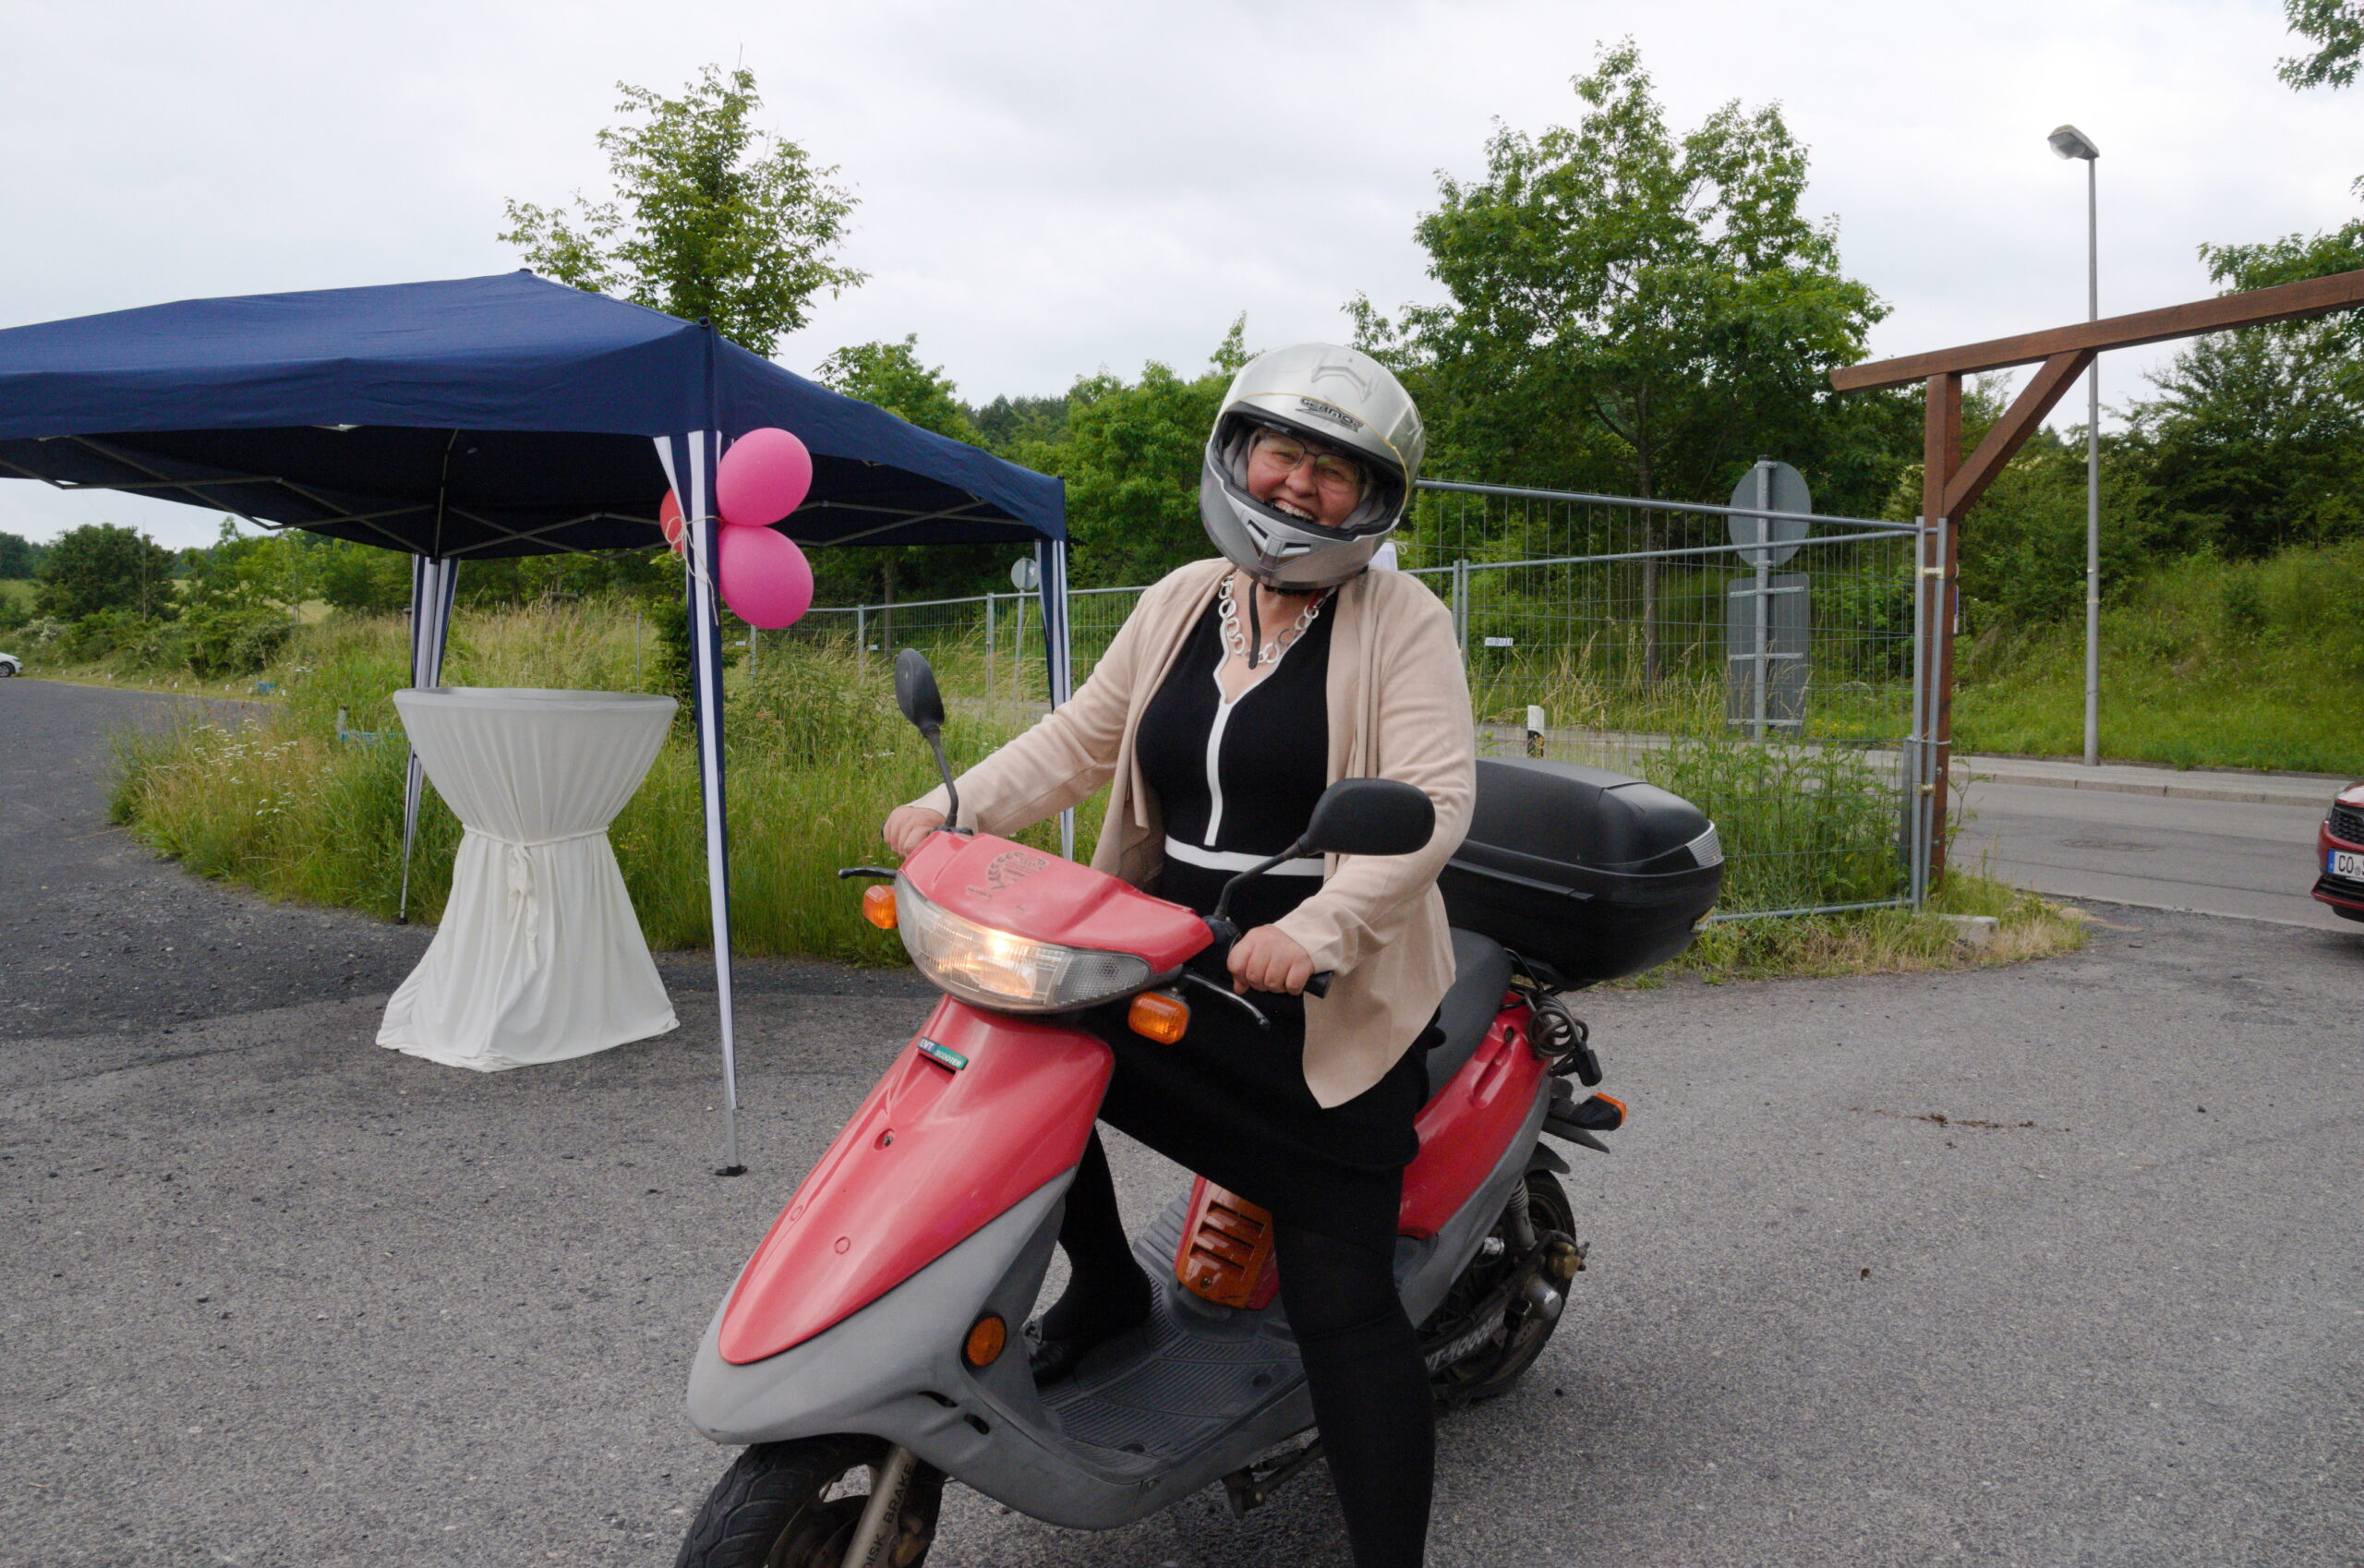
left=1646, top=871, right=2086, bottom=984
left=112, top=590, right=1924, bottom=955
left=1954, top=542, right=2364, bottom=775
left=111, top=604, right=1084, bottom=964
left=1641, top=740, right=1906, bottom=911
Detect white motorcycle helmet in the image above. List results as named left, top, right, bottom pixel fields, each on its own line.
left=1200, top=343, right=1426, bottom=591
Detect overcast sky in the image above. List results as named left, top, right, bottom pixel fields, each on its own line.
left=4, top=0, right=2355, bottom=549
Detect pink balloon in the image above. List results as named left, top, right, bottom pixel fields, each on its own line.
left=658, top=489, right=687, bottom=555
left=717, top=525, right=814, bottom=629
left=717, top=427, right=814, bottom=528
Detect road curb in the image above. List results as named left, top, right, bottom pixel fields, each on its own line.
left=1961, top=767, right=2332, bottom=808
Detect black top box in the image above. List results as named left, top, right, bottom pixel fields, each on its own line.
left=1439, top=757, right=1723, bottom=989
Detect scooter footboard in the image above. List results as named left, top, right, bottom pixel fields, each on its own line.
left=691, top=1173, right=1335, bottom=1531
left=715, top=998, right=1112, bottom=1366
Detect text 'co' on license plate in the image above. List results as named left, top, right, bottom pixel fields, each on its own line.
left=2332, top=849, right=2364, bottom=879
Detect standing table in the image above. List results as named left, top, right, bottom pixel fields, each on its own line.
left=378, top=688, right=678, bottom=1071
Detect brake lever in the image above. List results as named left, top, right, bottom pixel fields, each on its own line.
left=1180, top=969, right=1272, bottom=1032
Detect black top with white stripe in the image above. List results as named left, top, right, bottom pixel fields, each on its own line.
left=1137, top=592, right=1333, bottom=931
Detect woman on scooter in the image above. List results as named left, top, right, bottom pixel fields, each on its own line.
left=883, top=343, right=1473, bottom=1568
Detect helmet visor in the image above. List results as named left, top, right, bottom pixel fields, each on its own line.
left=1244, top=426, right=1369, bottom=509
left=1218, top=416, right=1402, bottom=537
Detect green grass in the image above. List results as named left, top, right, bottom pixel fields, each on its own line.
left=1953, top=542, right=2364, bottom=775
left=1630, top=872, right=2087, bottom=985
left=102, top=595, right=2085, bottom=982
left=109, top=604, right=1086, bottom=964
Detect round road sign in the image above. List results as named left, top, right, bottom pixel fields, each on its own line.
left=1729, top=461, right=1812, bottom=569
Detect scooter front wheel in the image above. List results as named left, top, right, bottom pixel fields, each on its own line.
left=675, top=1434, right=944, bottom=1568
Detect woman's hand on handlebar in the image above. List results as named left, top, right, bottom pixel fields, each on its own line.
left=1228, top=925, right=1314, bottom=995
left=883, top=805, right=946, bottom=860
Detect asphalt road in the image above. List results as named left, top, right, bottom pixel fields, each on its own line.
left=6, top=678, right=2362, bottom=1567
left=1954, top=778, right=2351, bottom=932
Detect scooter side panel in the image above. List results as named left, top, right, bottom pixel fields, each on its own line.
left=718, top=999, right=1113, bottom=1365
left=1399, top=1006, right=1547, bottom=1239
left=1397, top=1078, right=1553, bottom=1329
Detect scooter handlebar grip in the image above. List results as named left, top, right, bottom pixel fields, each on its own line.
left=1302, top=971, right=1333, bottom=999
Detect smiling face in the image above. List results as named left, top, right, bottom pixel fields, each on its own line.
left=1244, top=427, right=1367, bottom=531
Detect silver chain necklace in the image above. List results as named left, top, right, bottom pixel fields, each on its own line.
left=1218, top=573, right=1326, bottom=668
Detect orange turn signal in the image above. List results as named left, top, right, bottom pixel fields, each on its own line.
left=962, top=1312, right=1007, bottom=1368
left=1127, top=990, right=1190, bottom=1043
left=862, top=884, right=898, bottom=930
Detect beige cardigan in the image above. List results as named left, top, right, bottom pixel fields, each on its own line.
left=911, top=557, right=1476, bottom=1106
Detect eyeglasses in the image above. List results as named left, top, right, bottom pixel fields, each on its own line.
left=1248, top=431, right=1366, bottom=500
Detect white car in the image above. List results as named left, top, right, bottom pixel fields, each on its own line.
left=0, top=652, right=19, bottom=677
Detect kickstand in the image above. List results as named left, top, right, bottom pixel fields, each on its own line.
left=1220, top=1438, right=1324, bottom=1518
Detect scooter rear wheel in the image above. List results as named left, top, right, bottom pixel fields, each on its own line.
left=1423, top=1169, right=1578, bottom=1407
left=674, top=1433, right=944, bottom=1568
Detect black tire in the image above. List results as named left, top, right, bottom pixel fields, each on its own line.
left=675, top=1434, right=945, bottom=1568
left=1421, top=1168, right=1578, bottom=1407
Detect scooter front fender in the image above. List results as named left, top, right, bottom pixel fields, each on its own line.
left=716, top=997, right=1112, bottom=1366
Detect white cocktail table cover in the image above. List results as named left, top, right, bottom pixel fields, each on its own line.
left=378, top=688, right=679, bottom=1070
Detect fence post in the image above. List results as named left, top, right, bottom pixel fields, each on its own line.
left=1908, top=518, right=1932, bottom=910
left=984, top=593, right=996, bottom=700
left=1453, top=558, right=1470, bottom=662
left=855, top=605, right=866, bottom=677
left=1751, top=463, right=1772, bottom=742
left=1010, top=592, right=1026, bottom=702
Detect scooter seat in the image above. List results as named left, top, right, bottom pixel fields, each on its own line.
left=1423, top=929, right=1514, bottom=1107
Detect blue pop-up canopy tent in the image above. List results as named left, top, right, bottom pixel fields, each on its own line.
left=0, top=271, right=1072, bottom=1169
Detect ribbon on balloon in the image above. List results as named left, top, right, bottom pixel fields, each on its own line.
left=658, top=427, right=817, bottom=630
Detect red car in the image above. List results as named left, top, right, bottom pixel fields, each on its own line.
left=2317, top=783, right=2364, bottom=923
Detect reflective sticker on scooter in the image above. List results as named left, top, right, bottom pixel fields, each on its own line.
left=916, top=1037, right=969, bottom=1072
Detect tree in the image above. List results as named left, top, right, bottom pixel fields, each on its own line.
left=1358, top=42, right=1887, bottom=678
left=1033, top=318, right=1251, bottom=588
left=817, top=336, right=980, bottom=442
left=2280, top=0, right=2364, bottom=90
left=971, top=393, right=1069, bottom=453
left=0, top=530, right=41, bottom=579
left=34, top=524, right=177, bottom=621
left=2124, top=221, right=2364, bottom=559
left=807, top=336, right=1004, bottom=616
left=502, top=66, right=865, bottom=355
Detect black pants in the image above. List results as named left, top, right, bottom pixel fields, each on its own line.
left=1057, top=1131, right=1434, bottom=1568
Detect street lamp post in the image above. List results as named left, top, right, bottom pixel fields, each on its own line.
left=2050, top=123, right=2102, bottom=766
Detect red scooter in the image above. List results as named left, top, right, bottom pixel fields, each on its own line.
left=674, top=652, right=1719, bottom=1567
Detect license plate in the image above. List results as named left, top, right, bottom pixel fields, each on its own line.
left=2333, top=849, right=2364, bottom=879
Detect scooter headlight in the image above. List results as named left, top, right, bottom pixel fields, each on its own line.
left=894, top=874, right=1153, bottom=1012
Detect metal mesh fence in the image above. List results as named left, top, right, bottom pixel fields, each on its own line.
left=780, top=479, right=1931, bottom=918
left=1400, top=482, right=1925, bottom=916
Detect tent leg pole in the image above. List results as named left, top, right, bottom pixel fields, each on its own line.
left=398, top=750, right=424, bottom=924
left=688, top=499, right=742, bottom=1176
left=397, top=556, right=454, bottom=924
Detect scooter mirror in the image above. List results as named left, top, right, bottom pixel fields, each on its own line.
left=1303, top=778, right=1434, bottom=858
left=894, top=649, right=947, bottom=736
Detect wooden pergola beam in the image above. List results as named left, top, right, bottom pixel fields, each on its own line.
left=1831, top=267, right=2364, bottom=392
left=1944, top=348, right=2094, bottom=521
left=1831, top=265, right=2364, bottom=888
